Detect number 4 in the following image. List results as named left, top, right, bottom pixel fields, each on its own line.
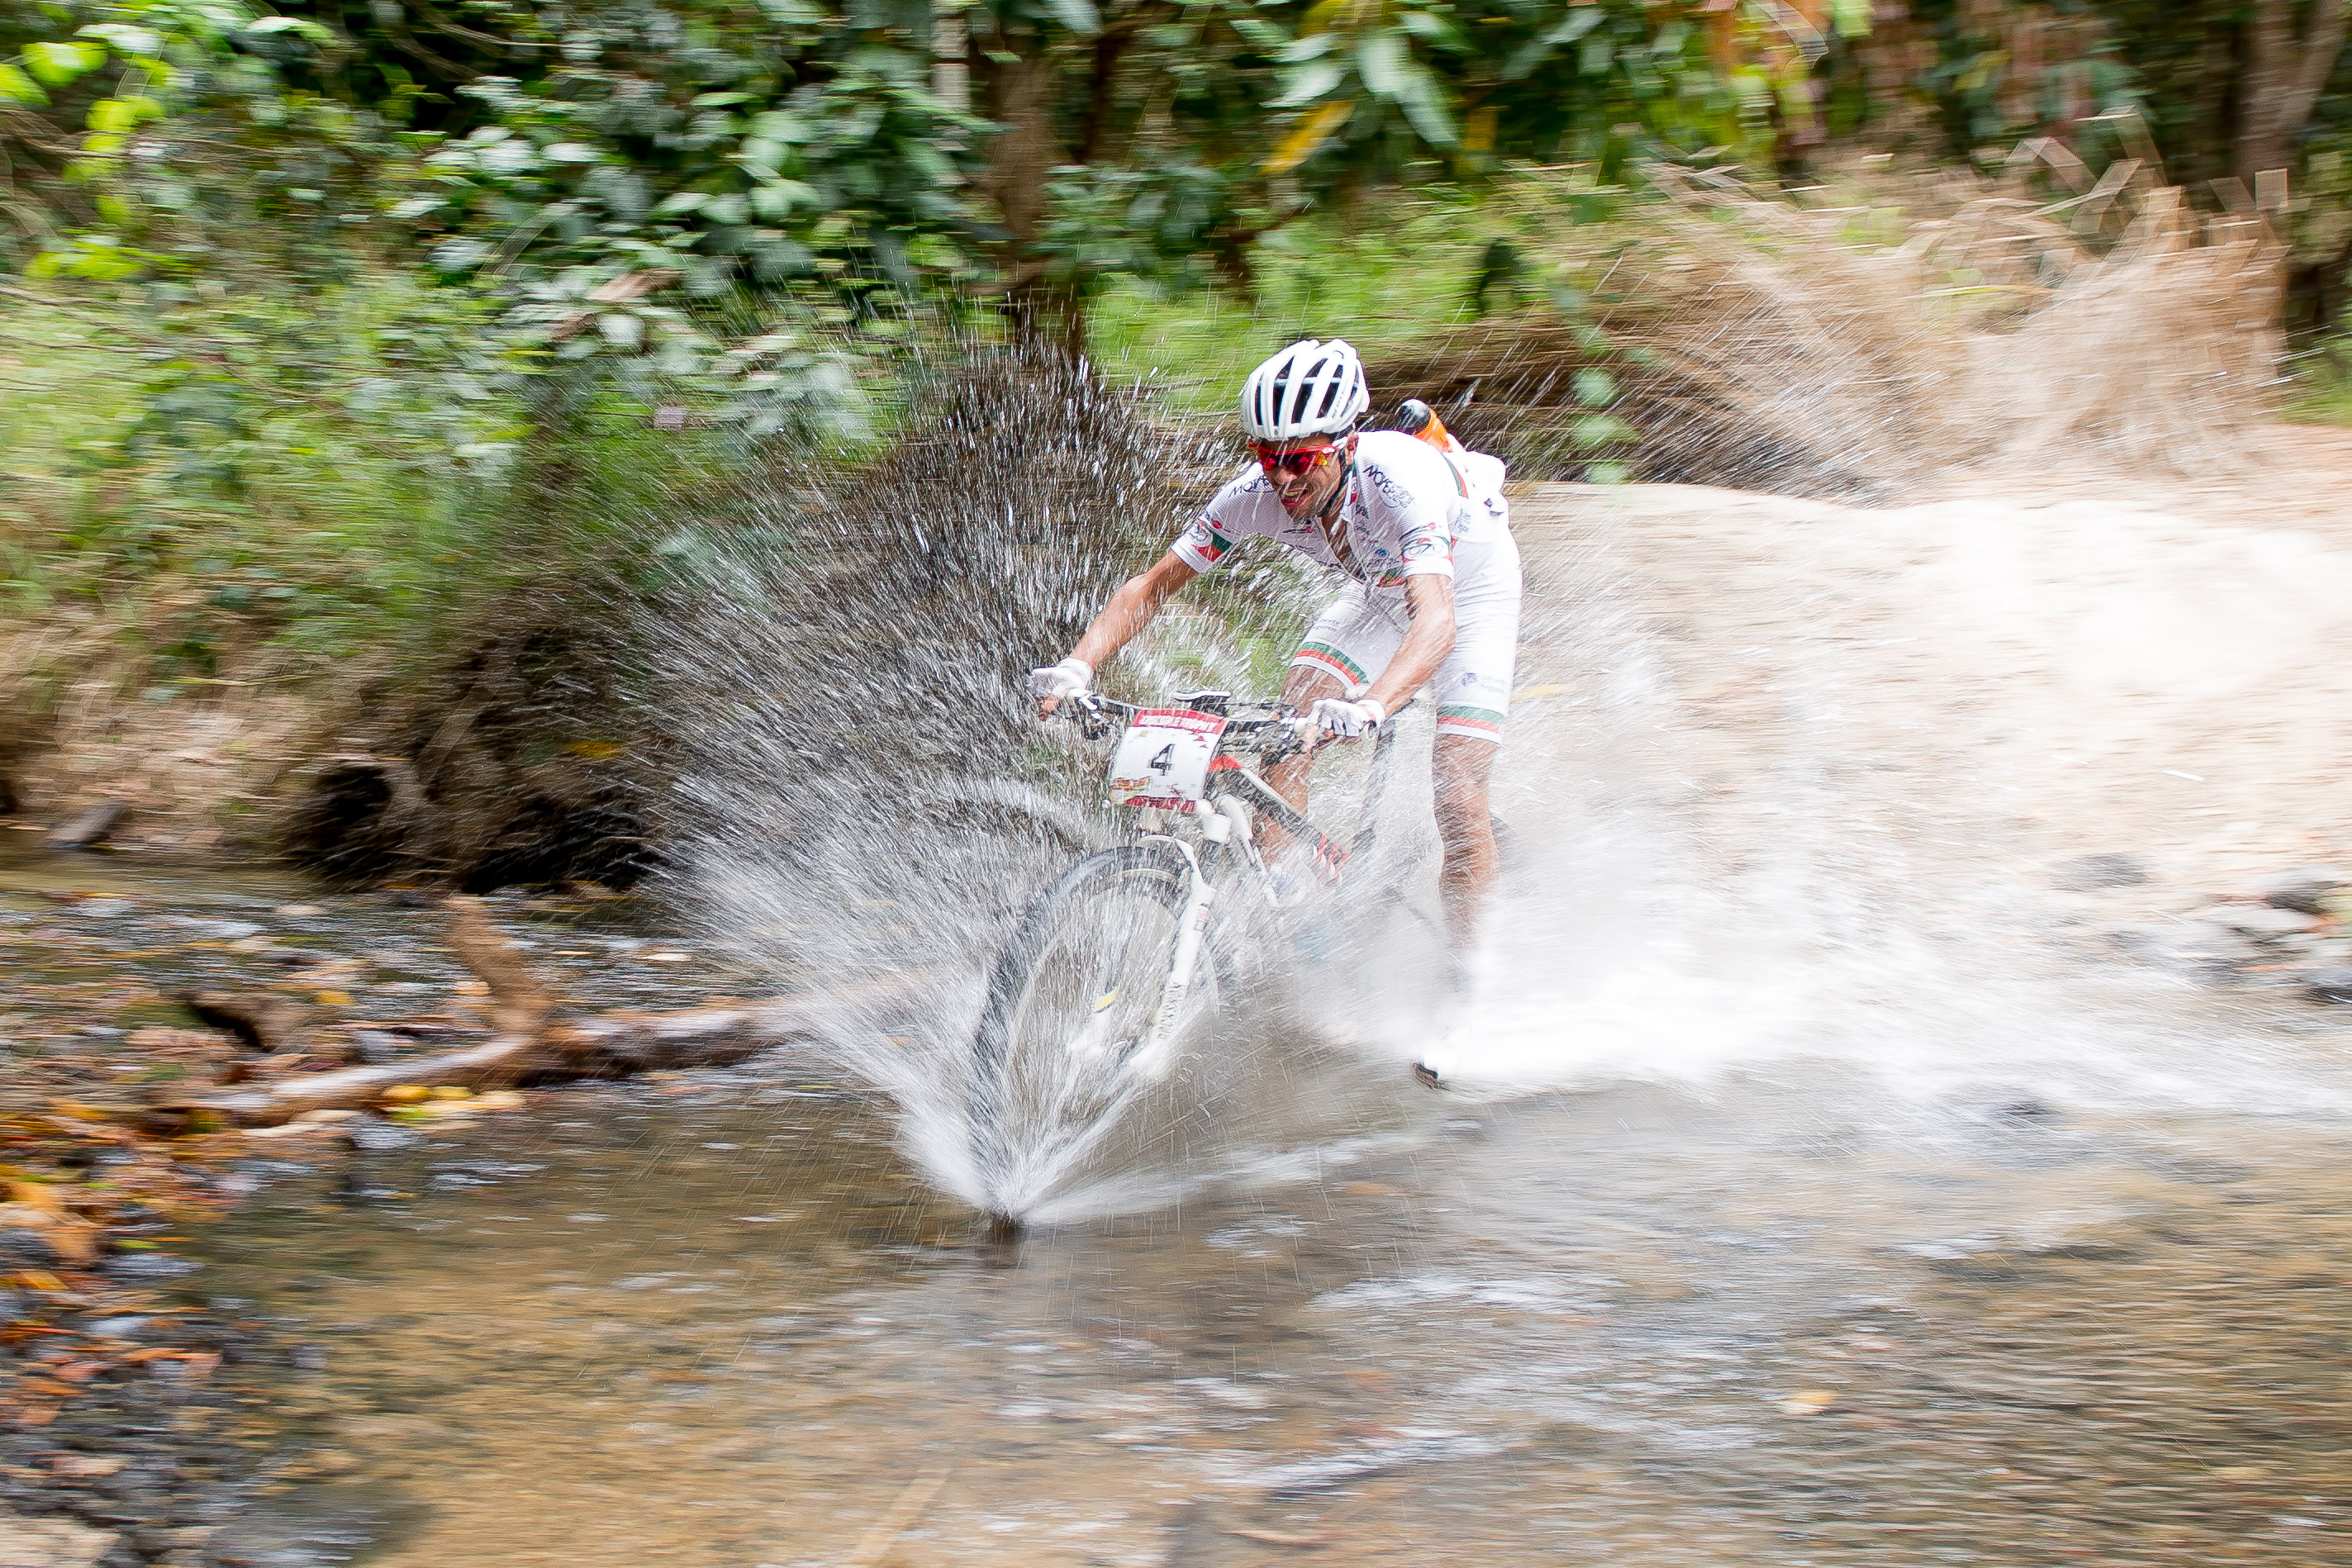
left=1149, top=743, right=1176, bottom=773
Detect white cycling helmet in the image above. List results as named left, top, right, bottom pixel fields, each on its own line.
left=1240, top=339, right=1369, bottom=442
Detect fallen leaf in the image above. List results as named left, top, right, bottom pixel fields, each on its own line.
left=53, top=1453, right=125, bottom=1478
left=51, top=1361, right=103, bottom=1383
left=430, top=1086, right=473, bottom=1100
left=452, top=980, right=491, bottom=996
left=17, top=1405, right=55, bottom=1427
left=379, top=1085, right=430, bottom=1105
left=474, top=1090, right=526, bottom=1110
left=1226, top=1528, right=1332, bottom=1548
left=6, top=1181, right=66, bottom=1212
left=1783, top=1389, right=1838, bottom=1415
left=314, top=990, right=354, bottom=1007
left=9, top=1271, right=66, bottom=1293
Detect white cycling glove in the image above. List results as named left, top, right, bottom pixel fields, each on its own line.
left=1028, top=656, right=1094, bottom=706
left=1309, top=695, right=1386, bottom=739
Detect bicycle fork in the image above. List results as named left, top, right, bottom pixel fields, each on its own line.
left=1126, top=826, right=1224, bottom=1084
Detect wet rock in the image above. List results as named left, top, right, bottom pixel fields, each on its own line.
left=2, top=1224, right=65, bottom=1268
left=2187, top=905, right=2322, bottom=942
left=105, top=1252, right=202, bottom=1281
left=2157, top=920, right=2258, bottom=969
left=2053, top=853, right=2150, bottom=892
left=344, top=1119, right=420, bottom=1153
left=0, top=1508, right=119, bottom=1568
left=2258, top=865, right=2347, bottom=916
left=348, top=1031, right=402, bottom=1066
left=45, top=801, right=127, bottom=851
left=83, top=1316, right=150, bottom=1340
left=2307, top=967, right=2352, bottom=1005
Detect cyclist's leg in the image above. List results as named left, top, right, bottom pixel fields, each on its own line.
left=1266, top=587, right=1407, bottom=818
left=1433, top=736, right=1499, bottom=948
left=1429, top=538, right=1523, bottom=949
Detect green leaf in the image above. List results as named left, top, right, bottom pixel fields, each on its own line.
left=748, top=111, right=810, bottom=143
left=1396, top=85, right=1456, bottom=148
left=1270, top=59, right=1344, bottom=108
left=1357, top=31, right=1408, bottom=97
left=596, top=312, right=644, bottom=349
left=23, top=40, right=104, bottom=87
left=0, top=62, right=49, bottom=106
left=244, top=16, right=334, bottom=41
left=1572, top=368, right=1617, bottom=406
left=1397, top=12, right=1465, bottom=50
left=77, top=23, right=164, bottom=57
left=1045, top=0, right=1101, bottom=36
left=88, top=97, right=135, bottom=134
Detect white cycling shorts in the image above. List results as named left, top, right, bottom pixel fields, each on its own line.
left=1289, top=530, right=1522, bottom=745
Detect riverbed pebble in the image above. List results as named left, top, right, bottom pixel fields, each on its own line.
left=2053, top=853, right=2152, bottom=892
left=2188, top=905, right=2324, bottom=941
left=2306, top=967, right=2352, bottom=1005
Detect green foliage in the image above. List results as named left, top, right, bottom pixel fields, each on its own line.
left=378, top=0, right=983, bottom=435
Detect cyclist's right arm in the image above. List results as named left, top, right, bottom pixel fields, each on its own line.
left=1038, top=550, right=1200, bottom=715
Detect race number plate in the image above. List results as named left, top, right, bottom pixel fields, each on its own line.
left=1105, top=708, right=1228, bottom=813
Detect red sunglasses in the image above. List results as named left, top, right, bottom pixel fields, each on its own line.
left=1252, top=442, right=1336, bottom=478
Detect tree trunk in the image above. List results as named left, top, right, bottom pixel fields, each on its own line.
left=2236, top=0, right=2352, bottom=187
left=973, top=31, right=1084, bottom=358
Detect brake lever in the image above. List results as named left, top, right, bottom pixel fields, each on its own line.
left=1065, top=691, right=1116, bottom=741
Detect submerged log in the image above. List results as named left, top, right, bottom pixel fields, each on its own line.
left=167, top=897, right=944, bottom=1127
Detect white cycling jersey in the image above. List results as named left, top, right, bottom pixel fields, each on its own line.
left=1171, top=430, right=1511, bottom=594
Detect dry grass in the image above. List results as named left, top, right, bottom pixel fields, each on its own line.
left=1368, top=159, right=2287, bottom=497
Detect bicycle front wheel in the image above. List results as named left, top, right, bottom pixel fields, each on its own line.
left=970, top=842, right=1202, bottom=1211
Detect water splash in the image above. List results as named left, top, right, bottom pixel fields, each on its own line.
left=642, top=356, right=1433, bottom=1223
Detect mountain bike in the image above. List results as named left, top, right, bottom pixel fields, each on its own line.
left=969, top=688, right=1414, bottom=1219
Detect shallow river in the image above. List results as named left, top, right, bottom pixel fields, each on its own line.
left=9, top=830, right=2352, bottom=1566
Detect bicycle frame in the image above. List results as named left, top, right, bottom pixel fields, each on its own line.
left=1061, top=690, right=1409, bottom=1082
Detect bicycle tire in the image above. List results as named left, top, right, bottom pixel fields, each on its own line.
left=968, top=842, right=1202, bottom=1212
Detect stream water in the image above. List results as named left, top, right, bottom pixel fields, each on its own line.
left=10, top=810, right=2352, bottom=1566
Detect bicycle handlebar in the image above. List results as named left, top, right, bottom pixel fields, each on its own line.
left=1055, top=691, right=1412, bottom=759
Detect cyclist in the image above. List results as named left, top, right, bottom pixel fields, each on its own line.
left=1030, top=337, right=1520, bottom=967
